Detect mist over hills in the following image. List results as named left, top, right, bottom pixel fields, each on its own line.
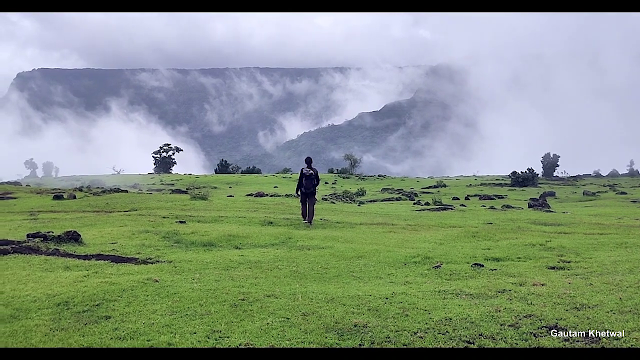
left=1, top=64, right=474, bottom=177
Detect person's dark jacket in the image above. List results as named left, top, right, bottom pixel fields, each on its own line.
left=296, top=167, right=320, bottom=194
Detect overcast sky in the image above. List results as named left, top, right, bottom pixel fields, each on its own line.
left=1, top=12, right=639, bottom=177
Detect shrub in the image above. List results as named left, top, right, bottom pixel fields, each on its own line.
left=189, top=189, right=210, bottom=200
left=354, top=187, right=367, bottom=197
left=240, top=166, right=262, bottom=174
left=435, top=180, right=447, bottom=188
left=431, top=195, right=444, bottom=206
left=327, top=168, right=335, bottom=174
left=509, top=168, right=539, bottom=187
left=276, top=167, right=292, bottom=174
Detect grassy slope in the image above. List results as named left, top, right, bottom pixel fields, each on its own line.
left=1, top=174, right=639, bottom=347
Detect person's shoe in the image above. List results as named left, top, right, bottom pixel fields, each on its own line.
left=302, top=220, right=309, bottom=223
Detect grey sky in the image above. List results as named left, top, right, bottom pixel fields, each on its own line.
left=1, top=12, right=639, bottom=177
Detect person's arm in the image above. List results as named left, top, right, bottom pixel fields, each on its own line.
left=315, top=169, right=320, bottom=189
left=295, top=169, right=303, bottom=194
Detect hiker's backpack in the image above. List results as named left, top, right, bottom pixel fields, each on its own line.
left=301, top=168, right=317, bottom=193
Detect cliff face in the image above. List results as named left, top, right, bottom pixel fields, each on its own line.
left=2, top=64, right=473, bottom=174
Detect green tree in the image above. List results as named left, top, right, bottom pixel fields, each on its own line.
left=42, top=161, right=55, bottom=177
left=627, top=159, right=638, bottom=177
left=343, top=153, right=362, bottom=175
left=54, top=166, right=59, bottom=178
left=23, top=158, right=39, bottom=178
left=541, top=152, right=560, bottom=178
left=240, top=166, right=262, bottom=174
left=214, top=159, right=234, bottom=174
left=277, top=167, right=292, bottom=174
left=152, top=143, right=183, bottom=174
left=230, top=164, right=241, bottom=174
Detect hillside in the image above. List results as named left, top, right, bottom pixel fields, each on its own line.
left=1, top=64, right=473, bottom=175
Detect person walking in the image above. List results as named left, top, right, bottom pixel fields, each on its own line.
left=295, top=156, right=320, bottom=225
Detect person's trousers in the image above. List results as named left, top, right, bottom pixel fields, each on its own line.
left=300, top=191, right=317, bottom=223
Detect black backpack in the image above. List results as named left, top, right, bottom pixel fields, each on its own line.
left=301, top=167, right=317, bottom=193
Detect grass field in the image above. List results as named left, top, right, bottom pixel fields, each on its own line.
left=1, top=172, right=639, bottom=347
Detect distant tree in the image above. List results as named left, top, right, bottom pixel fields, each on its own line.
left=626, top=159, right=639, bottom=177
left=230, top=164, right=241, bottom=174
left=276, top=167, right=292, bottom=174
left=42, top=161, right=55, bottom=177
left=541, top=152, right=560, bottom=179
left=240, top=166, right=262, bottom=174
left=214, top=159, right=234, bottom=174
left=23, top=158, right=39, bottom=178
left=606, top=169, right=620, bottom=178
left=509, top=167, right=539, bottom=187
left=54, top=166, right=59, bottom=178
left=337, top=167, right=351, bottom=174
left=327, top=168, right=335, bottom=174
left=343, top=153, right=362, bottom=175
left=592, top=169, right=603, bottom=177
left=112, top=166, right=124, bottom=175
left=152, top=143, right=183, bottom=174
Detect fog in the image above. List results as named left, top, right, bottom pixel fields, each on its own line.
left=1, top=13, right=639, bottom=180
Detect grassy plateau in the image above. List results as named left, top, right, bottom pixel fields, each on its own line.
left=1, top=172, right=639, bottom=347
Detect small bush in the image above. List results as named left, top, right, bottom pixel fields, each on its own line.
left=240, top=166, right=262, bottom=174
left=189, top=189, right=210, bottom=200
left=354, top=187, right=367, bottom=197
left=432, top=195, right=444, bottom=206
left=327, top=168, right=335, bottom=174
left=435, top=180, right=447, bottom=188
left=340, top=190, right=357, bottom=202
left=276, top=167, right=292, bottom=174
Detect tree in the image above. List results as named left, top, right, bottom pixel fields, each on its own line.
left=54, top=166, right=59, bottom=177
left=240, top=166, right=262, bottom=174
left=607, top=169, right=620, bottom=178
left=112, top=166, right=124, bottom=175
left=214, top=159, right=233, bottom=174
left=592, top=169, right=603, bottom=177
left=327, top=168, right=335, bottom=174
left=230, top=164, right=241, bottom=174
left=343, top=153, right=362, bottom=175
left=509, top=167, right=539, bottom=187
left=627, top=159, right=639, bottom=177
left=151, top=143, right=183, bottom=174
left=541, top=152, right=560, bottom=179
left=277, top=167, right=292, bottom=174
left=42, top=161, right=55, bottom=177
left=23, top=158, right=39, bottom=178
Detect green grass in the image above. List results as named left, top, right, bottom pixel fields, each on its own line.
left=1, top=173, right=639, bottom=347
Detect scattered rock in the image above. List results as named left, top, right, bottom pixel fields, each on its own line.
left=539, top=191, right=557, bottom=199
left=52, top=193, right=65, bottom=200
left=432, top=263, right=442, bottom=269
left=26, top=230, right=83, bottom=244
left=274, top=186, right=278, bottom=188
left=487, top=205, right=498, bottom=210
left=412, top=200, right=423, bottom=206
left=616, top=191, right=628, bottom=195
left=416, top=206, right=455, bottom=212
left=471, top=263, right=485, bottom=268
left=528, top=197, right=551, bottom=210
left=66, top=193, right=77, bottom=200
left=0, top=192, right=17, bottom=200
left=170, top=188, right=189, bottom=194
left=459, top=204, right=467, bottom=207
left=380, top=188, right=418, bottom=201
left=464, top=196, right=471, bottom=200
left=93, top=188, right=129, bottom=196
left=501, top=204, right=524, bottom=210
left=452, top=196, right=460, bottom=200
left=227, top=195, right=234, bottom=197
left=176, top=220, right=187, bottom=224
left=583, top=190, right=597, bottom=196
left=481, top=205, right=486, bottom=208
left=0, top=242, right=158, bottom=264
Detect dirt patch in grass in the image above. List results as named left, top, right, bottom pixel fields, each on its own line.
left=0, top=240, right=159, bottom=265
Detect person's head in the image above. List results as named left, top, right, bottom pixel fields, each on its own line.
left=304, top=156, right=313, bottom=167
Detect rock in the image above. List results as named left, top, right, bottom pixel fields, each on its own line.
left=432, top=263, right=442, bottom=269
left=459, top=204, right=467, bottom=207
left=227, top=195, right=234, bottom=197
left=528, top=198, right=551, bottom=210
left=253, top=191, right=267, bottom=197
left=478, top=194, right=497, bottom=200
left=52, top=193, right=65, bottom=200
left=539, top=191, right=556, bottom=199
left=471, top=263, right=485, bottom=268
left=452, top=196, right=460, bottom=200
left=413, top=200, right=423, bottom=206
left=583, top=190, right=597, bottom=196
left=487, top=205, right=498, bottom=210
left=416, top=206, right=455, bottom=212
left=501, top=204, right=524, bottom=210
left=274, top=186, right=278, bottom=188
left=616, top=191, right=628, bottom=195
left=176, top=220, right=187, bottom=224
left=170, top=188, right=189, bottom=194
left=481, top=205, right=486, bottom=208
left=464, top=196, right=471, bottom=200
left=66, top=193, right=77, bottom=200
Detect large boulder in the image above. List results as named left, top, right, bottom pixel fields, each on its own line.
left=528, top=197, right=551, bottom=210
left=583, top=190, right=597, bottom=197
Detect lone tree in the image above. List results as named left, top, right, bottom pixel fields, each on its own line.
left=152, top=143, right=183, bottom=174
left=343, top=153, right=362, bottom=175
left=541, top=152, right=560, bottom=179
left=627, top=159, right=639, bottom=177
left=54, top=166, right=60, bottom=177
left=23, top=158, right=39, bottom=178
left=509, top=167, right=539, bottom=187
left=112, top=166, right=124, bottom=175
left=42, top=161, right=55, bottom=177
